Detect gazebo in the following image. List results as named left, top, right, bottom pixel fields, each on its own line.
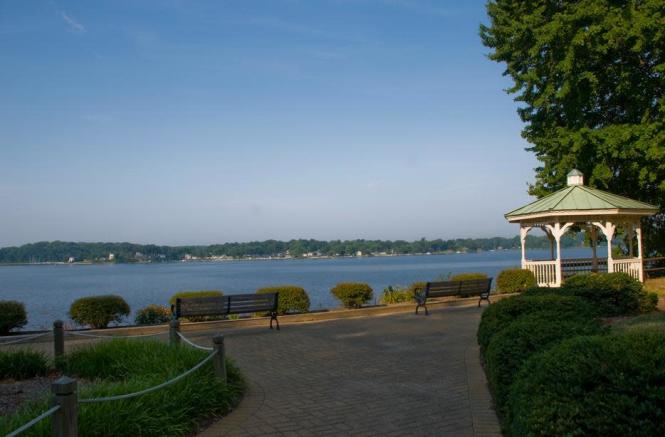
left=505, top=170, right=658, bottom=287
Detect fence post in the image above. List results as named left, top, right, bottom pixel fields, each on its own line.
left=213, top=334, right=227, bottom=384
left=52, top=376, right=77, bottom=437
left=53, top=320, right=65, bottom=358
left=169, top=319, right=180, bottom=346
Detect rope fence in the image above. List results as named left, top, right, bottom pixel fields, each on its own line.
left=79, top=350, right=218, bottom=403
left=5, top=405, right=61, bottom=437
left=176, top=331, right=213, bottom=351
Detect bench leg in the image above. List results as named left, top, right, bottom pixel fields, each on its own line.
left=270, top=312, right=280, bottom=331
left=478, top=296, right=491, bottom=307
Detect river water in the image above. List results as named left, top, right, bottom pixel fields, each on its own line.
left=0, top=248, right=592, bottom=329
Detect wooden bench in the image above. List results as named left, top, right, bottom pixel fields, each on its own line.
left=173, top=293, right=280, bottom=330
left=415, top=278, right=493, bottom=315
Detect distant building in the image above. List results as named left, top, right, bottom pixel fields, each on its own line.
left=356, top=251, right=363, bottom=257
left=108, top=253, right=115, bottom=261
left=67, top=256, right=75, bottom=263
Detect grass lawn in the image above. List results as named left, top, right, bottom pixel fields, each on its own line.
left=645, top=277, right=665, bottom=297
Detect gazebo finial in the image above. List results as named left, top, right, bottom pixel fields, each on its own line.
left=567, top=169, right=584, bottom=186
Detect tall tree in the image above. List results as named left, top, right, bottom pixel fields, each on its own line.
left=481, top=0, right=665, bottom=253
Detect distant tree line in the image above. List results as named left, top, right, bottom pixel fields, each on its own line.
left=0, top=235, right=583, bottom=264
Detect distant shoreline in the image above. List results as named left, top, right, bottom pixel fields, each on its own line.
left=0, top=249, right=530, bottom=267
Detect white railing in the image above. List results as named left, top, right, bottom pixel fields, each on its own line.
left=524, top=260, right=557, bottom=286
left=612, top=258, right=642, bottom=280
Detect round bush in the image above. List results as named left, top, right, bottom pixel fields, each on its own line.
left=477, top=294, right=597, bottom=350
left=135, top=304, right=171, bottom=325
left=0, top=349, right=49, bottom=380
left=484, top=312, right=603, bottom=414
left=0, top=300, right=27, bottom=335
left=450, top=272, right=488, bottom=281
left=69, top=295, right=130, bottom=329
left=497, top=268, right=537, bottom=293
left=331, top=282, right=373, bottom=308
left=507, top=330, right=665, bottom=436
left=561, top=273, right=647, bottom=316
left=257, top=286, right=310, bottom=315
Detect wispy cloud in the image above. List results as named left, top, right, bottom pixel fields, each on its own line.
left=60, top=11, right=86, bottom=33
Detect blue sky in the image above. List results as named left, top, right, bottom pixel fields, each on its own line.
left=0, top=0, right=538, bottom=247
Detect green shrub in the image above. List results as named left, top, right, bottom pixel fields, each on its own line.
left=331, top=282, right=373, bottom=308
left=496, top=268, right=536, bottom=293
left=640, top=291, right=659, bottom=313
left=561, top=273, right=647, bottom=316
left=507, top=330, right=665, bottom=436
left=0, top=349, right=49, bottom=380
left=135, top=305, right=171, bottom=325
left=477, top=294, right=597, bottom=350
left=256, top=285, right=310, bottom=315
left=169, top=291, right=224, bottom=322
left=484, top=312, right=603, bottom=415
left=380, top=286, right=415, bottom=304
left=69, top=295, right=130, bottom=329
left=0, top=339, right=245, bottom=436
left=0, top=301, right=28, bottom=335
left=450, top=272, right=488, bottom=281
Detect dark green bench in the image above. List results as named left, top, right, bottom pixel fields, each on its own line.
left=415, top=278, right=493, bottom=315
left=173, top=293, right=280, bottom=329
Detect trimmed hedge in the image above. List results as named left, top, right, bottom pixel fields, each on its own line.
left=380, top=286, right=414, bottom=304
left=507, top=330, right=665, bottom=436
left=496, top=268, right=536, bottom=293
left=0, top=349, right=49, bottom=380
left=484, top=312, right=603, bottom=415
left=0, top=300, right=28, bottom=335
left=331, top=282, right=373, bottom=308
left=561, top=273, right=649, bottom=316
left=257, top=286, right=310, bottom=315
left=135, top=305, right=171, bottom=325
left=477, top=294, right=597, bottom=350
left=69, top=295, right=130, bottom=329
left=450, top=272, right=488, bottom=281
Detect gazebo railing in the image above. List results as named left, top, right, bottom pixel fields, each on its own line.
left=644, top=257, right=665, bottom=278
left=613, top=258, right=641, bottom=280
left=524, top=260, right=557, bottom=286
left=561, top=258, right=608, bottom=278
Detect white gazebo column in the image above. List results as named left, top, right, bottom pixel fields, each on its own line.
left=519, top=225, right=532, bottom=269
left=636, top=222, right=644, bottom=281
left=594, top=221, right=616, bottom=273
left=589, top=225, right=598, bottom=272
left=546, top=222, right=574, bottom=286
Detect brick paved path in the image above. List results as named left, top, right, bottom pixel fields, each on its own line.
left=197, top=305, right=500, bottom=436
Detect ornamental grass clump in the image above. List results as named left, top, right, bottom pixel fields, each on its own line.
left=0, top=300, right=28, bottom=335
left=257, top=286, right=310, bottom=314
left=135, top=304, right=172, bottom=325
left=331, top=282, right=373, bottom=308
left=380, top=286, right=414, bottom=304
left=0, top=349, right=49, bottom=380
left=0, top=339, right=246, bottom=436
left=69, top=295, right=130, bottom=329
left=507, top=330, right=665, bottom=436
left=496, top=268, right=536, bottom=293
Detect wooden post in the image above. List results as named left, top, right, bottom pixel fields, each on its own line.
left=169, top=319, right=180, bottom=346
left=213, top=334, right=227, bottom=384
left=52, top=376, right=77, bottom=437
left=53, top=320, right=64, bottom=358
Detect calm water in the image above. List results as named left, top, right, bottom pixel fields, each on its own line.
left=0, top=248, right=593, bottom=329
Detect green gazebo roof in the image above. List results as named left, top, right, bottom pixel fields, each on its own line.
left=505, top=185, right=658, bottom=220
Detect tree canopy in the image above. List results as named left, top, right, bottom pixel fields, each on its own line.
left=481, top=0, right=665, bottom=253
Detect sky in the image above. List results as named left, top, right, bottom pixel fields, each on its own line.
left=0, top=0, right=539, bottom=247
